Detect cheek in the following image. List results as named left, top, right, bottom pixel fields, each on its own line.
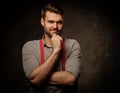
left=44, top=24, right=50, bottom=29
left=45, top=23, right=51, bottom=28
left=58, top=25, right=63, bottom=29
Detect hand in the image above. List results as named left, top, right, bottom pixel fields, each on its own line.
left=51, top=34, right=63, bottom=53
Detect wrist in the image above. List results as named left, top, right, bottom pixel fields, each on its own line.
left=53, top=48, right=61, bottom=55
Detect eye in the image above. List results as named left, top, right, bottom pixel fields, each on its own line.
left=48, top=20, right=54, bottom=23
left=57, top=21, right=63, bottom=24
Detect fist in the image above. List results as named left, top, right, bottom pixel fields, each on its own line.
left=51, top=34, right=63, bottom=52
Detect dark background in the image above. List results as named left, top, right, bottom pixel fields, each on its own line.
left=2, top=0, right=120, bottom=93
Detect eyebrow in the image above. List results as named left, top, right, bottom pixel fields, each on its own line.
left=47, top=20, right=63, bottom=23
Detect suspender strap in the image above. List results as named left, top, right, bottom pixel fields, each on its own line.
left=39, top=39, right=66, bottom=70
left=39, top=39, right=44, bottom=64
left=61, top=41, right=66, bottom=71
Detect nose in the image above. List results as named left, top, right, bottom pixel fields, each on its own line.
left=53, top=23, right=58, bottom=28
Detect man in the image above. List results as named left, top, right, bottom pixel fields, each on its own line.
left=22, top=3, right=82, bottom=93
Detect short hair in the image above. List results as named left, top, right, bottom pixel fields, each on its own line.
left=41, top=3, right=64, bottom=19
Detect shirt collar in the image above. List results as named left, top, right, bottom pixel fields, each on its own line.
left=41, top=35, right=53, bottom=48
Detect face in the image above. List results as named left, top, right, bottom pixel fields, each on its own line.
left=41, top=11, right=63, bottom=38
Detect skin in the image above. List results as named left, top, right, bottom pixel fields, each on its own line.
left=29, top=11, right=76, bottom=86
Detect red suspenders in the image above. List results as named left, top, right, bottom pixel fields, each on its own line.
left=39, top=39, right=44, bottom=64
left=61, top=40, right=66, bottom=71
left=39, top=39, right=66, bottom=70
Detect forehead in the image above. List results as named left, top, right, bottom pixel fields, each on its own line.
left=45, top=11, right=63, bottom=21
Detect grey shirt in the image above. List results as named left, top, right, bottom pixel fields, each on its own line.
left=22, top=38, right=82, bottom=93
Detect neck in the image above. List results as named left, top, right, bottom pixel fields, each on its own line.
left=44, top=34, right=53, bottom=47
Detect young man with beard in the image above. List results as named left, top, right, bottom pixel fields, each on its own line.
left=22, top=3, right=82, bottom=93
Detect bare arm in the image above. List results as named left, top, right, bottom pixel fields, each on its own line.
left=30, top=51, right=59, bottom=85
left=29, top=34, right=63, bottom=86
left=49, top=39, right=81, bottom=86
left=49, top=71, right=76, bottom=85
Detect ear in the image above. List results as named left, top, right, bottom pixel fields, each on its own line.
left=41, top=18, right=44, bottom=27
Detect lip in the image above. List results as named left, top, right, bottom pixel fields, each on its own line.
left=50, top=29, right=57, bottom=31
left=50, top=30, right=57, bottom=33
left=50, top=31, right=58, bottom=35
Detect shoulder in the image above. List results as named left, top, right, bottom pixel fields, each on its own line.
left=64, top=38, right=81, bottom=51
left=65, top=38, right=80, bottom=46
left=65, top=38, right=78, bottom=42
left=64, top=38, right=82, bottom=57
left=22, top=40, right=40, bottom=50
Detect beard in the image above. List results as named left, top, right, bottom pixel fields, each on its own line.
left=44, top=29, right=62, bottom=38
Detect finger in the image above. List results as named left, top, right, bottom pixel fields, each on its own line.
left=52, top=34, right=56, bottom=39
left=53, top=33, right=57, bottom=37
left=59, top=37, right=63, bottom=43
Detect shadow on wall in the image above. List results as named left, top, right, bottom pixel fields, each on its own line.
left=4, top=0, right=119, bottom=93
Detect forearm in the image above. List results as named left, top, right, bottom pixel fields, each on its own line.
left=30, top=51, right=59, bottom=85
left=49, top=71, right=76, bottom=85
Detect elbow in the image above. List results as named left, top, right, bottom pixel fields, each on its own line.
left=29, top=72, right=42, bottom=86
left=29, top=76, right=43, bottom=86
left=30, top=78, right=40, bottom=86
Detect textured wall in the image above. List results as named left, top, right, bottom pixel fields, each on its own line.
left=3, top=0, right=119, bottom=93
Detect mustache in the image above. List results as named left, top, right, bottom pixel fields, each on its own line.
left=50, top=28, right=58, bottom=31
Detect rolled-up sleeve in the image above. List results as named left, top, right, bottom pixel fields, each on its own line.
left=65, top=40, right=82, bottom=78
left=22, top=41, right=39, bottom=78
